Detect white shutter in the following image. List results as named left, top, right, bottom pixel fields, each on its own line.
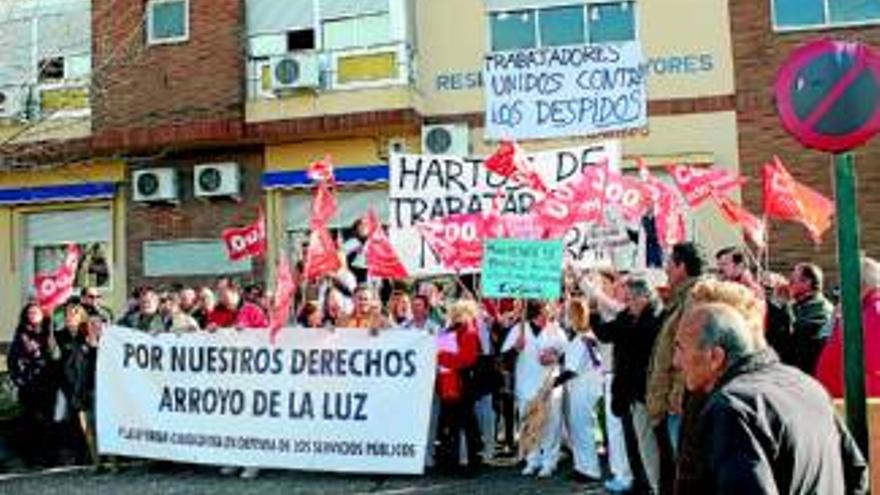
left=0, top=19, right=34, bottom=85
left=285, top=188, right=388, bottom=230
left=320, top=0, right=388, bottom=20
left=37, top=10, right=91, bottom=60
left=247, top=0, right=314, bottom=34
left=25, top=208, right=111, bottom=245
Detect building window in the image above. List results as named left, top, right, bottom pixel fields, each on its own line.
left=147, top=0, right=189, bottom=45
left=773, top=0, right=880, bottom=30
left=322, top=12, right=391, bottom=50
left=489, top=1, right=636, bottom=52
left=287, top=29, right=316, bottom=51
left=34, top=242, right=111, bottom=290
left=37, top=57, right=65, bottom=83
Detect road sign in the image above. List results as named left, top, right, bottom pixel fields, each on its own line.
left=775, top=39, right=880, bottom=153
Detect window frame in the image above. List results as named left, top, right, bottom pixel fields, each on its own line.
left=487, top=1, right=638, bottom=52
left=146, top=0, right=190, bottom=46
left=31, top=241, right=114, bottom=293
left=771, top=0, right=880, bottom=32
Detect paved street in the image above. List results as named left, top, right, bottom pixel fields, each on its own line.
left=0, top=462, right=606, bottom=495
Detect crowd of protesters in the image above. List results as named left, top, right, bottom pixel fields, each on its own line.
left=6, top=241, right=878, bottom=493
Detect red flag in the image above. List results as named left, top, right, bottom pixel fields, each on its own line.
left=221, top=211, right=266, bottom=261
left=310, top=181, right=337, bottom=230
left=666, top=163, right=746, bottom=207
left=484, top=140, right=548, bottom=192
left=712, top=192, right=766, bottom=248
left=763, top=156, right=835, bottom=243
left=364, top=210, right=409, bottom=280
left=34, top=243, right=81, bottom=313
left=531, top=169, right=604, bottom=237
left=636, top=160, right=687, bottom=248
left=304, top=227, right=341, bottom=280
left=416, top=213, right=487, bottom=270
left=269, top=254, right=296, bottom=343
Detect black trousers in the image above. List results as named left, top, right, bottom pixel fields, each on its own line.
left=437, top=390, right=483, bottom=468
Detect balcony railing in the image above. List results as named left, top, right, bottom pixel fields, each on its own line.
left=246, top=41, right=415, bottom=100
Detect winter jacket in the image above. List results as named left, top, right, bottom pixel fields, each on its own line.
left=816, top=288, right=880, bottom=398
left=789, top=293, right=835, bottom=375
left=437, top=322, right=481, bottom=402
left=592, top=302, right=663, bottom=415
left=646, top=276, right=701, bottom=425
left=118, top=310, right=166, bottom=333
left=697, top=349, right=869, bottom=495
left=56, top=330, right=97, bottom=413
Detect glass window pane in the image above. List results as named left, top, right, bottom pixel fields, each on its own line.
left=539, top=6, right=585, bottom=47
left=830, top=0, right=880, bottom=23
left=35, top=242, right=111, bottom=289
left=589, top=2, right=636, bottom=43
left=323, top=18, right=358, bottom=50
left=360, top=13, right=390, bottom=46
left=490, top=10, right=536, bottom=51
left=773, top=0, right=825, bottom=27
left=151, top=0, right=186, bottom=40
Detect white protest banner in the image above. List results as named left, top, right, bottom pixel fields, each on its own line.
left=389, top=142, right=621, bottom=276
left=484, top=42, right=647, bottom=141
left=97, top=326, right=436, bottom=474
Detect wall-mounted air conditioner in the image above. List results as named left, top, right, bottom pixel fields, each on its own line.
left=193, top=162, right=241, bottom=199
left=421, top=124, right=470, bottom=156
left=132, top=168, right=179, bottom=203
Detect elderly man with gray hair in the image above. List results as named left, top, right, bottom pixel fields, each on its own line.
left=674, top=302, right=868, bottom=494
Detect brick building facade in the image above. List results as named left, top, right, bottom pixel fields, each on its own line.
left=730, top=0, right=880, bottom=282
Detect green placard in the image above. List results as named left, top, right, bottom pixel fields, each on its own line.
left=481, top=239, right=564, bottom=299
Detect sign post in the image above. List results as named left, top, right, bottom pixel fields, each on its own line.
left=775, top=39, right=880, bottom=457
left=834, top=152, right=868, bottom=455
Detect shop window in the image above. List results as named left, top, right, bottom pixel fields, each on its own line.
left=147, top=0, right=189, bottom=45
left=34, top=242, right=111, bottom=290
left=489, top=2, right=636, bottom=52
left=773, top=0, right=880, bottom=29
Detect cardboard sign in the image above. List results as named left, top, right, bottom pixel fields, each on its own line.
left=389, top=142, right=620, bottom=276
left=481, top=239, right=564, bottom=299
left=484, top=42, right=647, bottom=140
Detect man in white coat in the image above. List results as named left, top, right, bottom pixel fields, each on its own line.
left=501, top=300, right=568, bottom=478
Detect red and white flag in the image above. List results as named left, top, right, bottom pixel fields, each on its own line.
left=484, top=140, right=548, bottom=193
left=712, top=192, right=766, bottom=248
left=221, top=211, right=267, bottom=261
left=269, top=253, right=296, bottom=343
left=34, top=243, right=81, bottom=313
left=666, top=163, right=746, bottom=207
left=304, top=227, right=341, bottom=280
left=763, top=156, right=835, bottom=243
left=308, top=155, right=335, bottom=184
left=416, top=213, right=487, bottom=270
left=636, top=159, right=687, bottom=248
left=364, top=210, right=409, bottom=280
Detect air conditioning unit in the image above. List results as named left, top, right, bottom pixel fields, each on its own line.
left=132, top=168, right=178, bottom=203
left=0, top=87, right=23, bottom=119
left=194, top=162, right=241, bottom=199
left=421, top=124, right=470, bottom=156
left=271, top=53, right=321, bottom=91
left=388, top=137, right=407, bottom=155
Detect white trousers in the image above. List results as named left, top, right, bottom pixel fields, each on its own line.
left=565, top=378, right=602, bottom=477
left=604, top=374, right=633, bottom=484
left=518, top=388, right=563, bottom=470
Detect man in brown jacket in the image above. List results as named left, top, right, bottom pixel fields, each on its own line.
left=645, top=242, right=705, bottom=493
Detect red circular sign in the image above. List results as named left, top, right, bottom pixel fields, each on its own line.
left=775, top=39, right=880, bottom=153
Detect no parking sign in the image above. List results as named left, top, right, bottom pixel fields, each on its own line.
left=775, top=39, right=880, bottom=153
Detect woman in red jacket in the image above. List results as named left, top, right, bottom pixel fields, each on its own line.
left=816, top=256, right=880, bottom=398
left=436, top=299, right=483, bottom=473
